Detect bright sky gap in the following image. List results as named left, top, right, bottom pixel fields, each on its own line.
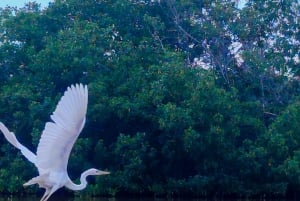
left=1, top=0, right=247, bottom=9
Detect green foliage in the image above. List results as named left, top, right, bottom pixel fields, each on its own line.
left=263, top=102, right=300, bottom=189
left=0, top=0, right=299, bottom=198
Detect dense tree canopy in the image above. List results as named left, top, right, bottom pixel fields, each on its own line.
left=0, top=0, right=299, bottom=198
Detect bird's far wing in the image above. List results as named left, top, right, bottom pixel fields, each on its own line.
left=0, top=122, right=36, bottom=164
left=36, top=84, right=88, bottom=174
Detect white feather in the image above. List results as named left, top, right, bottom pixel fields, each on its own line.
left=36, top=84, right=88, bottom=174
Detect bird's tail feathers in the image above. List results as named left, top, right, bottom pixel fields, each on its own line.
left=24, top=174, right=49, bottom=189
left=23, top=176, right=40, bottom=187
left=0, top=122, right=36, bottom=164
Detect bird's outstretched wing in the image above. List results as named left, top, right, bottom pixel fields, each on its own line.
left=0, top=122, right=36, bottom=164
left=36, top=84, right=88, bottom=174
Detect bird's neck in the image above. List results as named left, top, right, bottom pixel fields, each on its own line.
left=65, top=170, right=91, bottom=191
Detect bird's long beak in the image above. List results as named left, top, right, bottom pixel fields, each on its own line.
left=98, top=170, right=110, bottom=175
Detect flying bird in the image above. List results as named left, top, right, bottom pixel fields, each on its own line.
left=0, top=84, right=109, bottom=201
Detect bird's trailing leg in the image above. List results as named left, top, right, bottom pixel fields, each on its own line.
left=41, top=184, right=60, bottom=201
left=40, top=188, right=50, bottom=201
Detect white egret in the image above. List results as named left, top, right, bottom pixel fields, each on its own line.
left=0, top=84, right=109, bottom=201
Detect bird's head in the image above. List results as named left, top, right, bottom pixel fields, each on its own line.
left=88, top=168, right=110, bottom=176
